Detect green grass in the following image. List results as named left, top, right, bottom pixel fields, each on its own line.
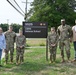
left=26, top=38, right=46, bottom=46
left=0, top=42, right=76, bottom=75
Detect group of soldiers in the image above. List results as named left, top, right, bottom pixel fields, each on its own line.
left=4, top=19, right=76, bottom=65
left=1, top=19, right=76, bottom=65
left=4, top=26, right=26, bottom=65
left=48, top=19, right=76, bottom=63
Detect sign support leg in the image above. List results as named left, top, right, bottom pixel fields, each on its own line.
left=46, top=38, right=48, bottom=61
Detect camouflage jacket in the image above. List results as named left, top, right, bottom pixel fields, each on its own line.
left=47, top=32, right=59, bottom=45
left=16, top=35, right=26, bottom=48
left=57, top=25, right=72, bottom=41
left=5, top=31, right=16, bottom=47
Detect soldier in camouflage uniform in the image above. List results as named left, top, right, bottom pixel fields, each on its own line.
left=5, top=25, right=16, bottom=64
left=48, top=27, right=58, bottom=63
left=16, top=29, right=26, bottom=65
left=57, top=19, right=72, bottom=62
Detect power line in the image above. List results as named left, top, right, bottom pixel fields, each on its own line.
left=7, top=0, right=33, bottom=21
left=14, top=0, right=25, bottom=14
left=9, top=0, right=25, bottom=15
left=7, top=0, right=24, bottom=17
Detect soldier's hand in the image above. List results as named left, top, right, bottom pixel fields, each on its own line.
left=20, top=46, right=22, bottom=48
left=20, top=46, right=24, bottom=49
left=51, top=44, right=56, bottom=47
left=69, top=38, right=72, bottom=43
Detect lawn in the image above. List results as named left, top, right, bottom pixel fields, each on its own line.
left=0, top=39, right=76, bottom=75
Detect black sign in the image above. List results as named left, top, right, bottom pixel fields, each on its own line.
left=23, top=22, right=48, bottom=38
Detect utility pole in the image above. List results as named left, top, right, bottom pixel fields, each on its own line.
left=7, top=19, right=9, bottom=25
left=25, top=0, right=27, bottom=21
left=22, top=0, right=31, bottom=22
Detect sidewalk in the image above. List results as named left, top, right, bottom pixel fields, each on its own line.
left=26, top=46, right=46, bottom=48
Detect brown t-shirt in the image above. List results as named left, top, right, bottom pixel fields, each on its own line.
left=72, top=25, right=76, bottom=42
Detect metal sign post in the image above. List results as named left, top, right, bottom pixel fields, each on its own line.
left=46, top=38, right=48, bottom=61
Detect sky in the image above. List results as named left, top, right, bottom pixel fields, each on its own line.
left=0, top=0, right=33, bottom=25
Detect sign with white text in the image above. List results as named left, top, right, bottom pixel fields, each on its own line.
left=23, top=22, right=48, bottom=38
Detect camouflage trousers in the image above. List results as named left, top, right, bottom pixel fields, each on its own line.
left=5, top=47, right=14, bottom=63
left=59, top=39, right=70, bottom=59
left=49, top=46, right=57, bottom=62
left=16, top=47, right=24, bottom=63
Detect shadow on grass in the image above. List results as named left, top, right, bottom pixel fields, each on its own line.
left=10, top=62, right=47, bottom=73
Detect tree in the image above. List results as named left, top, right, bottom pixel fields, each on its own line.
left=0, top=24, right=8, bottom=32
left=28, top=0, right=76, bottom=30
left=0, top=23, right=22, bottom=33
left=11, top=23, right=22, bottom=33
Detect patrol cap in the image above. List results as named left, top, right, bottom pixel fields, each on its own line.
left=61, top=19, right=65, bottom=22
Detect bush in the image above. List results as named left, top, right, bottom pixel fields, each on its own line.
left=39, top=43, right=45, bottom=46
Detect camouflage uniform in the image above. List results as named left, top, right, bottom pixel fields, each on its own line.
left=5, top=31, right=16, bottom=63
left=48, top=32, right=58, bottom=62
left=57, top=25, right=72, bottom=59
left=16, top=35, right=26, bottom=63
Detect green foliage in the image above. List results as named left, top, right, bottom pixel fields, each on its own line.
left=11, top=23, right=22, bottom=33
left=29, top=0, right=76, bottom=30
left=0, top=24, right=8, bottom=32
left=39, top=43, right=45, bottom=46
left=0, top=23, right=22, bottom=33
left=26, top=43, right=30, bottom=47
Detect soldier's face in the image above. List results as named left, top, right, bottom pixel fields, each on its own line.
left=9, top=27, right=13, bottom=31
left=61, top=21, right=65, bottom=25
left=51, top=29, right=55, bottom=33
left=0, top=28, right=3, bottom=34
left=19, top=31, right=23, bottom=35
